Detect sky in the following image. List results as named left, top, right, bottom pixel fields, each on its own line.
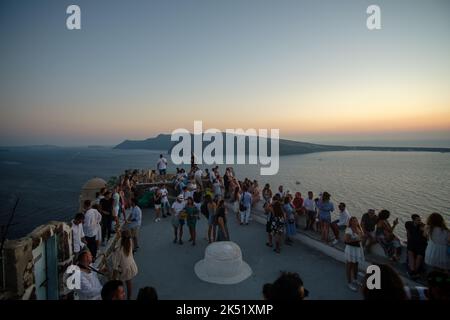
left=0, top=0, right=449, bottom=147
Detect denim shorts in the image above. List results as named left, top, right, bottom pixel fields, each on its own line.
left=319, top=213, right=331, bottom=224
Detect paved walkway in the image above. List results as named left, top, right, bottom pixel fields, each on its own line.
left=132, top=206, right=362, bottom=300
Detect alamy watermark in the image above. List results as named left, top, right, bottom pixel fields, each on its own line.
left=65, top=264, right=81, bottom=290
left=366, top=265, right=381, bottom=289
left=170, top=121, right=280, bottom=175
left=65, top=4, right=381, bottom=31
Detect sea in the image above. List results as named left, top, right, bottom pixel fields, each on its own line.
left=1, top=147, right=449, bottom=240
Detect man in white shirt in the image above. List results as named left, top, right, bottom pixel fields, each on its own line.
left=276, top=185, right=286, bottom=199
left=331, top=202, right=351, bottom=245
left=239, top=187, right=253, bottom=225
left=159, top=184, right=170, bottom=217
left=72, top=213, right=87, bottom=261
left=171, top=195, right=186, bottom=244
left=83, top=200, right=101, bottom=260
left=156, top=154, right=168, bottom=176
left=194, top=167, right=203, bottom=190
left=303, top=191, right=317, bottom=231
left=75, top=249, right=103, bottom=300
left=127, top=198, right=142, bottom=252
left=181, top=185, right=192, bottom=201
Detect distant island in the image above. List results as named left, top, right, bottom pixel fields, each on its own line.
left=114, top=134, right=450, bottom=155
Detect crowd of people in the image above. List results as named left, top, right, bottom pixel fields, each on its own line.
left=70, top=154, right=449, bottom=300
left=70, top=169, right=145, bottom=300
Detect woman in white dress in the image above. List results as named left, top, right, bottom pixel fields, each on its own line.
left=113, top=229, right=138, bottom=299
left=425, top=213, right=450, bottom=271
left=344, top=216, right=365, bottom=292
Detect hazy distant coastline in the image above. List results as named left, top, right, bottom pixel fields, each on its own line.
left=114, top=134, right=450, bottom=156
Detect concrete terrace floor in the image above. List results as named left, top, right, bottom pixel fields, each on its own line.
left=132, top=206, right=362, bottom=300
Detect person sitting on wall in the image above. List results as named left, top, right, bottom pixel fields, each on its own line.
left=101, top=280, right=126, bottom=300
left=405, top=214, right=428, bottom=279
left=361, top=209, right=378, bottom=252
left=375, top=210, right=402, bottom=262
left=330, top=202, right=351, bottom=245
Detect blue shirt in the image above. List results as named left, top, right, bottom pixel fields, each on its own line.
left=242, top=192, right=252, bottom=208
left=318, top=201, right=334, bottom=219
left=283, top=203, right=295, bottom=219
left=128, top=206, right=142, bottom=229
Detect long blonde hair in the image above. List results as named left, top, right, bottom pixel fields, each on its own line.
left=120, top=229, right=133, bottom=256
left=348, top=216, right=363, bottom=235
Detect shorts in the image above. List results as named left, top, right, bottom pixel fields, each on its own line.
left=113, top=206, right=120, bottom=217
left=319, top=213, right=331, bottom=224
left=407, top=245, right=426, bottom=257
left=306, top=210, right=316, bottom=219
left=130, top=227, right=140, bottom=238
left=154, top=204, right=161, bottom=209
left=332, top=221, right=346, bottom=230
left=159, top=169, right=166, bottom=175
left=208, top=214, right=215, bottom=226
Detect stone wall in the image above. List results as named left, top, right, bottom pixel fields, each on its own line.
left=0, top=221, right=73, bottom=300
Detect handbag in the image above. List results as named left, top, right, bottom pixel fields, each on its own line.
left=179, top=210, right=187, bottom=220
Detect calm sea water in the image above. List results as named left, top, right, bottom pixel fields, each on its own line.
left=1, top=147, right=449, bottom=240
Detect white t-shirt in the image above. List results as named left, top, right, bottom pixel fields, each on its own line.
left=338, top=209, right=351, bottom=226
left=160, top=188, right=169, bottom=202
left=72, top=222, right=85, bottom=253
left=113, top=192, right=120, bottom=208
left=77, top=267, right=102, bottom=300
left=157, top=158, right=167, bottom=170
left=171, top=201, right=186, bottom=217
left=182, top=190, right=193, bottom=200
left=213, top=181, right=222, bottom=196
left=83, top=208, right=101, bottom=238
left=276, top=191, right=286, bottom=199
left=194, top=169, right=203, bottom=178
left=303, top=198, right=316, bottom=212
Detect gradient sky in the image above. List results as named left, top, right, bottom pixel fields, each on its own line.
left=1, top=0, right=449, bottom=146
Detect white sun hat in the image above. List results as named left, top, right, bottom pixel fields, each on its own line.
left=194, top=241, right=252, bottom=285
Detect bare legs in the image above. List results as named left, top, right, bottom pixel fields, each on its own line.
left=155, top=207, right=161, bottom=220
left=208, top=224, right=216, bottom=243
left=346, top=261, right=359, bottom=292
left=208, top=225, right=213, bottom=243
left=178, top=225, right=184, bottom=244
left=189, top=226, right=196, bottom=245
left=331, top=223, right=340, bottom=240
left=125, top=279, right=132, bottom=300
left=266, top=232, right=273, bottom=247
left=274, top=233, right=283, bottom=253
left=173, top=226, right=178, bottom=243
left=321, top=222, right=330, bottom=243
